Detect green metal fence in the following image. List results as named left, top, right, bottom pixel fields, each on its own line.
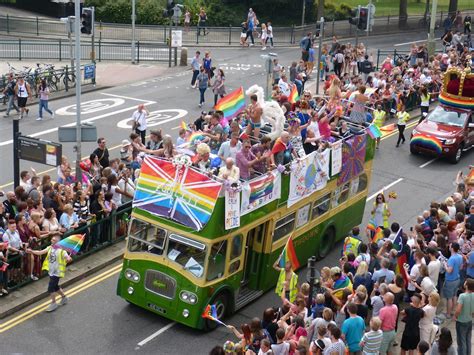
left=0, top=38, right=176, bottom=64
left=2, top=202, right=132, bottom=292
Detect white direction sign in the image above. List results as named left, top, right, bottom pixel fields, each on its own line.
left=171, top=30, right=183, bottom=47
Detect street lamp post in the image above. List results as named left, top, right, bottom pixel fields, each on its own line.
left=427, top=0, right=438, bottom=56
left=74, top=0, right=82, bottom=183
left=301, top=0, right=306, bottom=26
left=131, top=0, right=136, bottom=64
left=316, top=17, right=324, bottom=95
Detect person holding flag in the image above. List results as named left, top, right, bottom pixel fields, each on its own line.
left=27, top=235, right=73, bottom=312
left=342, top=226, right=362, bottom=257
left=273, top=235, right=299, bottom=303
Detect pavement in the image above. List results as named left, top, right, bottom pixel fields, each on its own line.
left=0, top=36, right=471, bottom=353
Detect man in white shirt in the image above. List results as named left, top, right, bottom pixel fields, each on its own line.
left=218, top=158, right=240, bottom=183
left=427, top=247, right=441, bottom=287
left=132, top=104, right=149, bottom=144
left=19, top=170, right=33, bottom=192
left=278, top=75, right=291, bottom=97
left=117, top=168, right=135, bottom=204
left=218, top=133, right=242, bottom=163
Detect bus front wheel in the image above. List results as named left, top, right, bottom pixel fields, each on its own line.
left=318, top=228, right=335, bottom=260
left=204, top=292, right=229, bottom=331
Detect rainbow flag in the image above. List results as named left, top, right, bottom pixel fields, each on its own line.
left=371, top=227, right=384, bottom=244
left=201, top=304, right=227, bottom=327
left=279, top=234, right=300, bottom=270
left=214, top=87, right=246, bottom=120
left=367, top=124, right=382, bottom=139
left=410, top=133, right=442, bottom=154
left=289, top=85, right=299, bottom=104
left=133, top=156, right=222, bottom=231
left=180, top=121, right=191, bottom=131
left=249, top=174, right=275, bottom=204
left=186, top=132, right=206, bottom=145
left=395, top=252, right=409, bottom=287
left=366, top=218, right=377, bottom=233
left=55, top=234, right=85, bottom=255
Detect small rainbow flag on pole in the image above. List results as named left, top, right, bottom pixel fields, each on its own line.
left=289, top=85, right=299, bottom=104
left=214, top=87, right=246, bottom=120
left=55, top=234, right=85, bottom=255
left=367, top=124, right=382, bottom=139
left=201, top=304, right=227, bottom=327
left=279, top=233, right=300, bottom=270
left=366, top=218, right=377, bottom=234
left=371, top=227, right=384, bottom=244
left=180, top=121, right=191, bottom=131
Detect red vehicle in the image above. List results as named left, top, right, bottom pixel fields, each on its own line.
left=410, top=105, right=474, bottom=163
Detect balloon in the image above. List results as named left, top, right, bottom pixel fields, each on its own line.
left=211, top=157, right=222, bottom=168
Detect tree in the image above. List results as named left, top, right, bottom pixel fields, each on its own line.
left=399, top=0, right=408, bottom=28
left=317, top=0, right=324, bottom=21
left=448, top=0, right=458, bottom=15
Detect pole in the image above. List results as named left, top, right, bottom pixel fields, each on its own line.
left=367, top=0, right=372, bottom=39
left=427, top=0, right=438, bottom=56
left=131, top=0, right=136, bottom=64
left=74, top=0, right=82, bottom=183
left=301, top=0, right=306, bottom=26
left=265, top=56, right=274, bottom=100
left=315, top=17, right=324, bottom=95
left=13, top=119, right=20, bottom=188
left=68, top=18, right=74, bottom=74
left=91, top=6, right=96, bottom=67
left=306, top=256, right=317, bottom=311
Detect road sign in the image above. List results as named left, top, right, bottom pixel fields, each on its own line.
left=58, top=124, right=98, bottom=142
left=84, top=63, right=96, bottom=80
left=171, top=30, right=183, bottom=47
left=18, top=136, right=62, bottom=167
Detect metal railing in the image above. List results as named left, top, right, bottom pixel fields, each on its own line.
left=1, top=202, right=132, bottom=293
left=0, top=38, right=177, bottom=65
left=0, top=10, right=472, bottom=45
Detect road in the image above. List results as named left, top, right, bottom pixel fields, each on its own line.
left=0, top=34, right=471, bottom=354
left=0, top=126, right=468, bottom=354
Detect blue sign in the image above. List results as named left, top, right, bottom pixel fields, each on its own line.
left=84, top=64, right=95, bottom=80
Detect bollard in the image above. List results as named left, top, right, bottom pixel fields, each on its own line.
left=180, top=47, right=188, bottom=66
left=306, top=256, right=317, bottom=310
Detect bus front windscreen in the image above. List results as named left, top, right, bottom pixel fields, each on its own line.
left=128, top=219, right=167, bottom=255
left=167, top=234, right=206, bottom=278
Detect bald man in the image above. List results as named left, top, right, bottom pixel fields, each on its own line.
left=379, top=292, right=398, bottom=355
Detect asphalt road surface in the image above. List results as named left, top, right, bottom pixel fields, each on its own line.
left=0, top=34, right=469, bottom=354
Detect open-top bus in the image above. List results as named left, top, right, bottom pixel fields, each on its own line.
left=117, top=133, right=375, bottom=329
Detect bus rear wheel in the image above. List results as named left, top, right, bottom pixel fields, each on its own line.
left=204, top=293, right=228, bottom=331
left=318, top=228, right=335, bottom=260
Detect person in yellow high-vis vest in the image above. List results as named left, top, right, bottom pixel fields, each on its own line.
left=273, top=256, right=298, bottom=303
left=27, top=235, right=72, bottom=312
left=373, top=104, right=386, bottom=149
left=371, top=193, right=391, bottom=229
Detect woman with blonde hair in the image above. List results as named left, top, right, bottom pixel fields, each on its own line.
left=353, top=261, right=373, bottom=294
left=445, top=197, right=456, bottom=219
left=419, top=292, right=440, bottom=347
left=327, top=77, right=342, bottom=111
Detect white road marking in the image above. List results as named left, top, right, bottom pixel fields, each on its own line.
left=366, top=178, right=404, bottom=202
left=419, top=158, right=437, bottom=168
left=100, top=93, right=153, bottom=102
left=136, top=322, right=176, bottom=348
left=0, top=102, right=154, bottom=147
left=116, top=109, right=188, bottom=129
left=394, top=40, right=421, bottom=47
left=55, top=98, right=125, bottom=116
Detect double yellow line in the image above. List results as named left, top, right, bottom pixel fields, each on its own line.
left=0, top=264, right=122, bottom=333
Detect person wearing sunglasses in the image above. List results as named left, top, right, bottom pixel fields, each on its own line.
left=371, top=193, right=391, bottom=229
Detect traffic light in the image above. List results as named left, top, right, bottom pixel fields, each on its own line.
left=81, top=7, right=93, bottom=35
left=163, top=0, right=175, bottom=18
left=358, top=7, right=368, bottom=30
left=348, top=8, right=359, bottom=26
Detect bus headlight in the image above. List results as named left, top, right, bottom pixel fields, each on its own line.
left=125, top=269, right=140, bottom=283
left=182, top=309, right=190, bottom=318
left=127, top=286, right=134, bottom=295
left=180, top=291, right=198, bottom=305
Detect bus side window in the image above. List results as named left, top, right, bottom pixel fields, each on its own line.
left=207, top=240, right=227, bottom=281
left=228, top=235, right=243, bottom=274
left=357, top=173, right=368, bottom=193
left=311, top=193, right=331, bottom=219
left=273, top=213, right=296, bottom=242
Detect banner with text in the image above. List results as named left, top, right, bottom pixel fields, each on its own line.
left=331, top=140, right=342, bottom=176
left=241, top=171, right=281, bottom=215
left=287, top=149, right=330, bottom=207
left=225, top=189, right=240, bottom=230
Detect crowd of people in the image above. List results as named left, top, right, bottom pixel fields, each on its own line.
left=207, top=166, right=473, bottom=355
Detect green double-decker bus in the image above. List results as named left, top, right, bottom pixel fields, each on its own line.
left=117, top=135, right=375, bottom=329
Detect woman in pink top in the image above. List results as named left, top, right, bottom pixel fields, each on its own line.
left=37, top=79, right=54, bottom=121
left=318, top=113, right=331, bottom=140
